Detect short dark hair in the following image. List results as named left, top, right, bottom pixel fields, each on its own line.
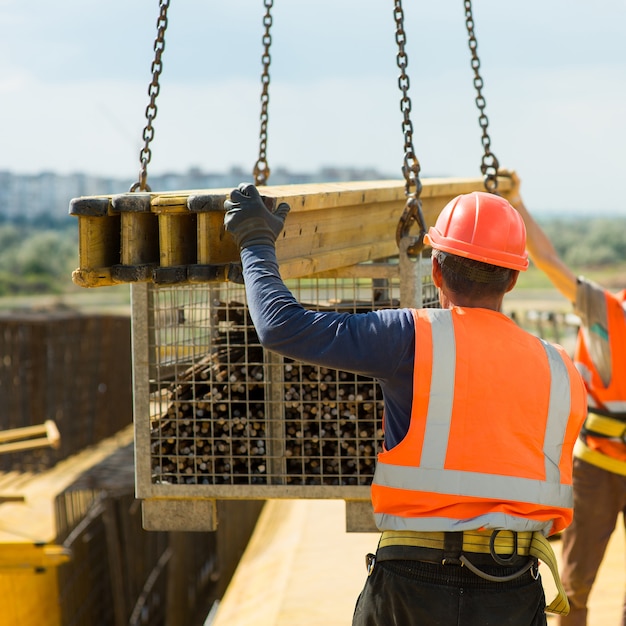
left=432, top=249, right=516, bottom=298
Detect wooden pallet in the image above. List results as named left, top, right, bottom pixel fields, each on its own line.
left=70, top=176, right=514, bottom=287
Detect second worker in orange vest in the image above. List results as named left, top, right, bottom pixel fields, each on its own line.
left=510, top=172, right=626, bottom=626
left=224, top=184, right=587, bottom=625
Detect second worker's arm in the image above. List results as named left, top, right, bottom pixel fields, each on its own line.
left=508, top=172, right=578, bottom=303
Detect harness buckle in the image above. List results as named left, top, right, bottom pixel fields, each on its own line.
left=366, top=553, right=376, bottom=576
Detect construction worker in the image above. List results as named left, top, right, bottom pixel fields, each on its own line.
left=223, top=183, right=587, bottom=625
left=510, top=172, right=626, bottom=626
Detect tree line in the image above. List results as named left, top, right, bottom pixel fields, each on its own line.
left=542, top=216, right=626, bottom=268
left=0, top=213, right=625, bottom=297
left=0, top=215, right=78, bottom=296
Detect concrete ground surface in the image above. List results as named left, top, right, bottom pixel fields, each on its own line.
left=211, top=499, right=624, bottom=626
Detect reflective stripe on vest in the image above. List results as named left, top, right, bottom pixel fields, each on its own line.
left=586, top=398, right=626, bottom=414
left=574, top=290, right=626, bottom=469
left=574, top=291, right=626, bottom=408
left=372, top=307, right=585, bottom=534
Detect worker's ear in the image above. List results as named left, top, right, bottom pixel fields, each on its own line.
left=506, top=271, right=519, bottom=293
left=431, top=254, right=443, bottom=289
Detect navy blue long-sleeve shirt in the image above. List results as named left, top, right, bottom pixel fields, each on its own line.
left=241, top=243, right=417, bottom=449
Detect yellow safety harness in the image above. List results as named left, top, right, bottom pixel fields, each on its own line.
left=375, top=529, right=569, bottom=615
left=584, top=411, right=626, bottom=439
left=575, top=411, right=626, bottom=476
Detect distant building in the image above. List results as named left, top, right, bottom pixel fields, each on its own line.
left=0, top=166, right=397, bottom=221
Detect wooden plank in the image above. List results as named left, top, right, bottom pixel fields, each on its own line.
left=77, top=215, right=121, bottom=274
left=70, top=176, right=514, bottom=287
left=120, top=212, right=159, bottom=266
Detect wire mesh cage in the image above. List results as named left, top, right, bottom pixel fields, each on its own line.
left=134, top=255, right=438, bottom=530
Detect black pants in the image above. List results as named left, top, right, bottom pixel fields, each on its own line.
left=352, top=558, right=547, bottom=626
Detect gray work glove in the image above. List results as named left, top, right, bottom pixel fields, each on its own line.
left=223, top=183, right=290, bottom=249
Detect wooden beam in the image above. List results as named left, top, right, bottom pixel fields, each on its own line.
left=0, top=421, right=60, bottom=455
left=69, top=175, right=514, bottom=287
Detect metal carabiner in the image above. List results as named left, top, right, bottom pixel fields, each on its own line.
left=395, top=195, right=427, bottom=257
left=489, top=529, right=518, bottom=565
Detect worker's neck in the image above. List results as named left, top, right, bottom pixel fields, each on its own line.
left=440, top=291, right=505, bottom=312
left=433, top=262, right=514, bottom=313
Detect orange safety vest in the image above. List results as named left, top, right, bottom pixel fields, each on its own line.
left=371, top=307, right=587, bottom=536
left=573, top=289, right=626, bottom=472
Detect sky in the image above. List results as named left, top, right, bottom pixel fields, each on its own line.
left=1, top=0, right=625, bottom=214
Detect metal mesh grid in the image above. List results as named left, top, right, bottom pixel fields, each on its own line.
left=0, top=313, right=132, bottom=472
left=145, top=257, right=438, bottom=494
left=57, top=496, right=118, bottom=626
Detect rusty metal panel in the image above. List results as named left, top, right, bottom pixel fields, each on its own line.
left=0, top=312, right=133, bottom=472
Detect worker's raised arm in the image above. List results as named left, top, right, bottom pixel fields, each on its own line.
left=508, top=172, right=578, bottom=304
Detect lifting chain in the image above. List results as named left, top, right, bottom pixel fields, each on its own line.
left=130, top=0, right=170, bottom=193
left=253, top=0, right=274, bottom=187
left=393, top=0, right=427, bottom=256
left=464, top=0, right=500, bottom=193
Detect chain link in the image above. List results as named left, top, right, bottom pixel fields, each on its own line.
left=393, top=0, right=426, bottom=254
left=130, top=0, right=170, bottom=193
left=253, top=0, right=274, bottom=187
left=464, top=0, right=499, bottom=193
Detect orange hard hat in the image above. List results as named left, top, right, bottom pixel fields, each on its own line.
left=424, top=192, right=529, bottom=271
